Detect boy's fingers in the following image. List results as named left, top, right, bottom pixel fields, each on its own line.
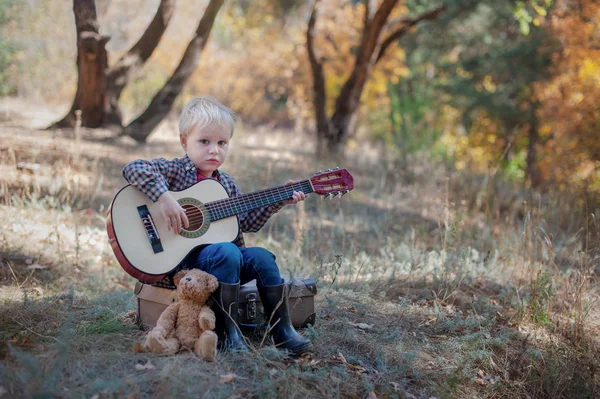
left=169, top=215, right=178, bottom=233
left=181, top=210, right=189, bottom=229
left=174, top=215, right=181, bottom=234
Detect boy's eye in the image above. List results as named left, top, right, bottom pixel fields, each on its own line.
left=199, top=139, right=209, bottom=144
left=218, top=141, right=227, bottom=146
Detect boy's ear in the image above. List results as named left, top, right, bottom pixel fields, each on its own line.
left=173, top=270, right=188, bottom=286
left=180, top=133, right=187, bottom=150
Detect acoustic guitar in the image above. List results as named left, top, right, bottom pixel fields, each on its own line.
left=107, top=168, right=354, bottom=283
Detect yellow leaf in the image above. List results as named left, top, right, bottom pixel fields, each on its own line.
left=220, top=374, right=236, bottom=384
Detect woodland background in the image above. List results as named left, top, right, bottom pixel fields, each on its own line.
left=0, top=0, right=599, bottom=398
left=1, top=0, right=599, bottom=191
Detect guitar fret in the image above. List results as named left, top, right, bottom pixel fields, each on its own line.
left=205, top=180, right=314, bottom=222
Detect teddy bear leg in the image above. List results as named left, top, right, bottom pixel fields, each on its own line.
left=146, top=333, right=180, bottom=355
left=161, top=338, right=181, bottom=355
left=195, top=331, right=218, bottom=361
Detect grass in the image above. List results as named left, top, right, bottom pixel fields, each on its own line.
left=0, top=102, right=599, bottom=398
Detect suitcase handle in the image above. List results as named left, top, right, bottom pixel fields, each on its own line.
left=245, top=292, right=257, bottom=320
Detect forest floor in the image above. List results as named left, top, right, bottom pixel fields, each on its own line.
left=0, top=98, right=599, bottom=398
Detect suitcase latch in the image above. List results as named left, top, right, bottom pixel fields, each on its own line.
left=245, top=293, right=257, bottom=320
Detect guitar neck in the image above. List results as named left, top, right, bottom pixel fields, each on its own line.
left=205, top=180, right=313, bottom=221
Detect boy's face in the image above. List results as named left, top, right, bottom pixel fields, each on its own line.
left=181, top=123, right=231, bottom=177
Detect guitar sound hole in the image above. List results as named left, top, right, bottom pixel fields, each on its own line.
left=182, top=204, right=205, bottom=232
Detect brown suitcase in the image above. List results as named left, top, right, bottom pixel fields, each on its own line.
left=238, top=277, right=317, bottom=330
left=134, top=277, right=317, bottom=331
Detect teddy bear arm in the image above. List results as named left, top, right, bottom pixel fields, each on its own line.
left=155, top=303, right=180, bottom=336
left=198, top=306, right=216, bottom=331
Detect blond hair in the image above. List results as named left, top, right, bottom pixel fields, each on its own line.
left=179, top=96, right=236, bottom=137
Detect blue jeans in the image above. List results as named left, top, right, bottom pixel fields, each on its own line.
left=180, top=242, right=283, bottom=287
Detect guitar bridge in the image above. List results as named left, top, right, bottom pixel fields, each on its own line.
left=137, top=205, right=164, bottom=254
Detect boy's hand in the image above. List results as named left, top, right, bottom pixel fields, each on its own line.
left=158, top=192, right=189, bottom=234
left=283, top=180, right=306, bottom=205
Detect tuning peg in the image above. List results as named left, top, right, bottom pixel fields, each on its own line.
left=324, top=193, right=334, bottom=200
left=339, top=190, right=349, bottom=197
left=334, top=166, right=339, bottom=170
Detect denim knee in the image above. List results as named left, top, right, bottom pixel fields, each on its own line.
left=241, top=247, right=282, bottom=286
left=194, top=242, right=242, bottom=284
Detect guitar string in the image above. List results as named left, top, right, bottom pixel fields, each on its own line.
left=194, top=182, right=311, bottom=223
left=183, top=181, right=314, bottom=224
left=207, top=181, right=312, bottom=219
left=208, top=181, right=308, bottom=213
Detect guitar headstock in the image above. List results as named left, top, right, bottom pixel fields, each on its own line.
left=310, top=168, right=354, bottom=199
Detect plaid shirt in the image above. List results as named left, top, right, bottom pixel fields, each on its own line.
left=122, top=154, right=284, bottom=248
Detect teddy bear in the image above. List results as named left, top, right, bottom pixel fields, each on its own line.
left=134, top=269, right=219, bottom=361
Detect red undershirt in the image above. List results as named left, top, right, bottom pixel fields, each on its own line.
left=196, top=169, right=218, bottom=182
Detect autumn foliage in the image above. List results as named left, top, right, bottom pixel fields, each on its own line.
left=1, top=0, right=599, bottom=194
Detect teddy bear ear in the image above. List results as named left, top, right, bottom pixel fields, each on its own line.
left=206, top=274, right=219, bottom=292
left=173, top=270, right=188, bottom=286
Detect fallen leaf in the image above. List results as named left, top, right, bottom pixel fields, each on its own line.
left=220, top=374, right=236, bottom=384
left=0, top=386, right=7, bottom=397
left=349, top=322, right=374, bottom=330
left=27, top=264, right=46, bottom=270
left=365, top=392, right=377, bottom=399
left=135, top=360, right=156, bottom=371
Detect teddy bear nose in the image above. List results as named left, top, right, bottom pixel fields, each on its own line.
left=185, top=277, right=191, bottom=281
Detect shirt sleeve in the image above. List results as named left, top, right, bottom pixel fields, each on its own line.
left=122, top=158, right=182, bottom=202
left=226, top=175, right=285, bottom=233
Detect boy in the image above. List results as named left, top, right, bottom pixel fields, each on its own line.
left=123, top=96, right=313, bottom=355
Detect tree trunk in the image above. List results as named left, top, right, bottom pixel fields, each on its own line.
left=307, top=0, right=330, bottom=157
left=325, top=0, right=398, bottom=155
left=307, top=0, right=447, bottom=158
left=125, top=0, right=224, bottom=142
left=49, top=0, right=175, bottom=131
left=104, top=0, right=175, bottom=128
left=50, top=0, right=109, bottom=129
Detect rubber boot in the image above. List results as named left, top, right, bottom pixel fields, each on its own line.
left=259, top=282, right=313, bottom=355
left=211, top=282, right=249, bottom=352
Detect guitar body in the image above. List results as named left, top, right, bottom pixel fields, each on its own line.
left=107, top=180, right=239, bottom=283
left=107, top=168, right=354, bottom=284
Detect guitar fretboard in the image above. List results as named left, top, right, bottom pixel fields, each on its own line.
left=204, top=180, right=313, bottom=221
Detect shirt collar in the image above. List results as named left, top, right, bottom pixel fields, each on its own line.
left=181, top=154, right=221, bottom=180
left=181, top=154, right=196, bottom=172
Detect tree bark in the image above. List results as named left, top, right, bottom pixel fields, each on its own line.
left=125, top=0, right=224, bottom=142
left=104, top=0, right=176, bottom=127
left=307, top=1, right=449, bottom=157
left=307, top=0, right=329, bottom=157
left=326, top=0, right=398, bottom=154
left=50, top=0, right=110, bottom=129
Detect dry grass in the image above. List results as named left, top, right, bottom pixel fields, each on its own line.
left=0, top=99, right=599, bottom=398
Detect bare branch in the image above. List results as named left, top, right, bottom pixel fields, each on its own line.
left=363, top=0, right=378, bottom=30
left=125, top=0, right=224, bottom=142
left=106, top=0, right=175, bottom=102
left=376, top=4, right=447, bottom=64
